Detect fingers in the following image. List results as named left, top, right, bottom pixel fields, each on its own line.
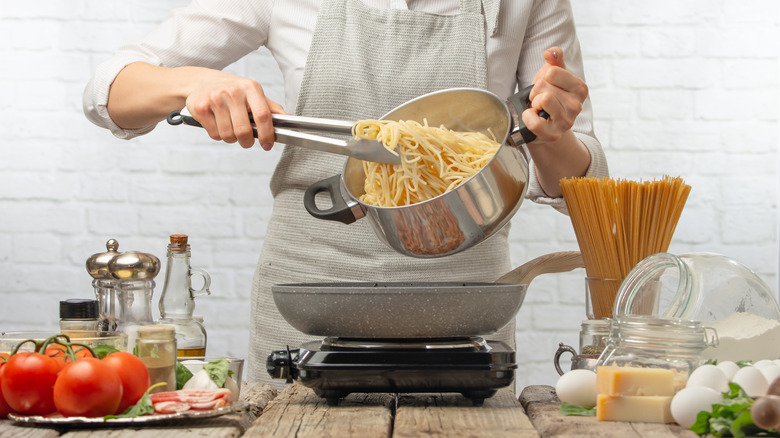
left=186, top=72, right=282, bottom=150
left=524, top=47, right=589, bottom=143
left=543, top=47, right=565, bottom=69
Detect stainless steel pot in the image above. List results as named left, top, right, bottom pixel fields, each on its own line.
left=303, top=86, right=544, bottom=258
left=272, top=251, right=583, bottom=339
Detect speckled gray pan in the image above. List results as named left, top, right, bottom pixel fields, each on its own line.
left=272, top=281, right=528, bottom=338
left=272, top=252, right=585, bottom=339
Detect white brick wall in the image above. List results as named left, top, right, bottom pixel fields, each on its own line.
left=0, top=1, right=778, bottom=391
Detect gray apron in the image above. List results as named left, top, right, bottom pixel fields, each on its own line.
left=248, top=0, right=513, bottom=386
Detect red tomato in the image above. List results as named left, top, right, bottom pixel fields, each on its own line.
left=53, top=358, right=122, bottom=417
left=0, top=362, right=15, bottom=419
left=102, top=352, right=150, bottom=414
left=1, top=352, right=60, bottom=415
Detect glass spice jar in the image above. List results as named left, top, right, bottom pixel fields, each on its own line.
left=597, top=314, right=718, bottom=390
left=136, top=324, right=177, bottom=394
left=579, top=319, right=609, bottom=356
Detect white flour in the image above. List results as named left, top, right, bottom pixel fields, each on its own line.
left=702, top=312, right=780, bottom=362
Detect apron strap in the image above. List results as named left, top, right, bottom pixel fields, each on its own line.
left=480, top=0, right=500, bottom=36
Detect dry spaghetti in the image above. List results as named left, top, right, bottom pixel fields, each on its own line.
left=353, top=119, right=500, bottom=207
left=559, top=176, right=691, bottom=319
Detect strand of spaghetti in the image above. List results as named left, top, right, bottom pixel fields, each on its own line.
left=354, top=119, right=501, bottom=207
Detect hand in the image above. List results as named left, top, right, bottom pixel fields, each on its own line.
left=185, top=68, right=286, bottom=149
left=522, top=47, right=588, bottom=145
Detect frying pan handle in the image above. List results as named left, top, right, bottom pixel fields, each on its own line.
left=495, top=251, right=584, bottom=284
left=303, top=175, right=363, bottom=225
left=506, top=84, right=550, bottom=145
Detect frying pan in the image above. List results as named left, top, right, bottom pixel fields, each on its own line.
left=272, top=251, right=584, bottom=338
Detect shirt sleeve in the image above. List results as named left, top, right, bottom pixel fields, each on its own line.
left=515, top=0, right=609, bottom=213
left=82, top=0, right=274, bottom=139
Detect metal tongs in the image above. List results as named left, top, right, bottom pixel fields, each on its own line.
left=167, top=109, right=401, bottom=165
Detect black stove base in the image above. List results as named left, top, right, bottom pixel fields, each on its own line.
left=267, top=339, right=517, bottom=406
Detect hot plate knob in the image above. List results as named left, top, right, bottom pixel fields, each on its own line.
left=267, top=346, right=299, bottom=383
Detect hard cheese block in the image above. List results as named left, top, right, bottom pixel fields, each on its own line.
left=596, top=366, right=675, bottom=396
left=596, top=394, right=674, bottom=423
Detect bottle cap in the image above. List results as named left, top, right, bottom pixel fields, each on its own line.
left=108, top=251, right=161, bottom=280
left=86, top=239, right=122, bottom=280
left=60, top=299, right=99, bottom=320
left=170, top=234, right=189, bottom=253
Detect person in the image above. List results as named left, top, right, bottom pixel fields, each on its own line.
left=84, top=0, right=609, bottom=387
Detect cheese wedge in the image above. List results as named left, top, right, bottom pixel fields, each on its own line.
left=596, top=394, right=674, bottom=423
left=596, top=366, right=675, bottom=396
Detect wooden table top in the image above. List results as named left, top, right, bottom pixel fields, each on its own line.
left=0, top=382, right=704, bottom=437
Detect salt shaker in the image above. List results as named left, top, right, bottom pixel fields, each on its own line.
left=136, top=324, right=177, bottom=394
left=86, top=239, right=122, bottom=332
left=109, top=250, right=160, bottom=352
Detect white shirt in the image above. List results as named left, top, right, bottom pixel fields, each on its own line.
left=82, top=0, right=607, bottom=204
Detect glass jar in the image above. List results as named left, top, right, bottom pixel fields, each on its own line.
left=597, top=314, right=718, bottom=390
left=136, top=325, right=177, bottom=394
left=614, top=252, right=780, bottom=322
left=59, top=299, right=100, bottom=337
left=579, top=319, right=609, bottom=356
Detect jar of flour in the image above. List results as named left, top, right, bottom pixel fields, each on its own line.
left=612, top=252, right=780, bottom=362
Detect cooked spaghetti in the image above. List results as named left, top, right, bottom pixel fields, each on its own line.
left=353, top=119, right=500, bottom=207
left=560, top=176, right=691, bottom=319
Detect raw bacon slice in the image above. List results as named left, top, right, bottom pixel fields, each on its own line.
left=150, top=388, right=233, bottom=413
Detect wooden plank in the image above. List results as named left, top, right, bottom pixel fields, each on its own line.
left=0, top=420, right=61, bottom=438
left=244, top=383, right=394, bottom=438
left=519, top=385, right=699, bottom=438
left=393, top=388, right=539, bottom=438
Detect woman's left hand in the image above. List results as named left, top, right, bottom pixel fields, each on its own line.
left=522, top=47, right=588, bottom=145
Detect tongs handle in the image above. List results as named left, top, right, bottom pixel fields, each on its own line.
left=166, top=109, right=355, bottom=136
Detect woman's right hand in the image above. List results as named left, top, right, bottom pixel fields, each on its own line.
left=184, top=68, right=286, bottom=150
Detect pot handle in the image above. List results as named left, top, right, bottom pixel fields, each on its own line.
left=303, top=175, right=360, bottom=225
left=506, top=84, right=550, bottom=145
left=495, top=251, right=584, bottom=284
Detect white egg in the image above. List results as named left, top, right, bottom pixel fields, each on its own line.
left=686, top=364, right=729, bottom=393
left=732, top=366, right=769, bottom=397
left=773, top=359, right=780, bottom=367
left=716, top=361, right=740, bottom=380
left=671, top=386, right=722, bottom=428
left=760, top=365, right=780, bottom=387
left=555, top=369, right=598, bottom=408
left=754, top=360, right=776, bottom=369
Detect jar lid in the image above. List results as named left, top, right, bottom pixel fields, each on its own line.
left=137, top=324, right=175, bottom=340
left=169, top=234, right=189, bottom=253
left=86, top=239, right=122, bottom=280
left=108, top=251, right=160, bottom=280
left=60, top=299, right=99, bottom=319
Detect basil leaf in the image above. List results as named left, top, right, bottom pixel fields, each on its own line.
left=559, top=402, right=597, bottom=417
left=204, top=358, right=230, bottom=388
left=105, top=382, right=166, bottom=419
left=92, top=344, right=120, bottom=359
left=176, top=361, right=194, bottom=390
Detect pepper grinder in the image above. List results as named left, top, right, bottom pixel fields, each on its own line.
left=109, top=250, right=161, bottom=352
left=86, top=239, right=122, bottom=332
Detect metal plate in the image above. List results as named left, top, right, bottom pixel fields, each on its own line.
left=8, top=402, right=248, bottom=427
